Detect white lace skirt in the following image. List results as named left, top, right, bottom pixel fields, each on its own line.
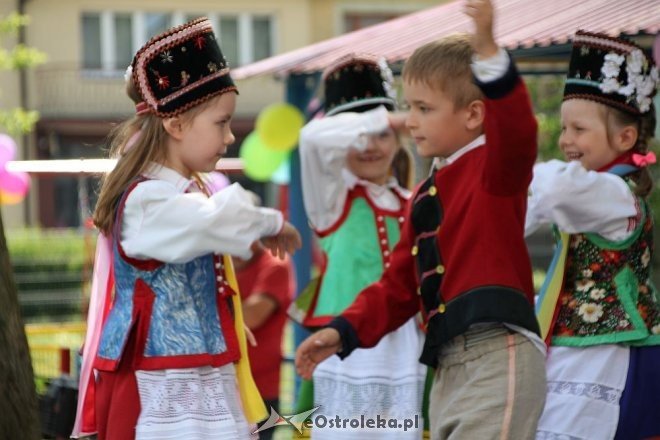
left=312, top=318, right=426, bottom=439
left=134, top=364, right=256, bottom=440
left=536, top=345, right=630, bottom=440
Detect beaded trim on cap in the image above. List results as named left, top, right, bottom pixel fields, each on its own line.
left=563, top=30, right=658, bottom=115
left=131, top=17, right=237, bottom=117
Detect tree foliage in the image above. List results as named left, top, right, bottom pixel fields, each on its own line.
left=0, top=12, right=45, bottom=136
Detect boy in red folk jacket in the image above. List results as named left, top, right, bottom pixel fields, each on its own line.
left=296, top=1, right=546, bottom=439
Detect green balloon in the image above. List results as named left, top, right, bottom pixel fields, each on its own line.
left=239, top=132, right=288, bottom=182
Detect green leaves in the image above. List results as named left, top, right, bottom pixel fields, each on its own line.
left=0, top=44, right=47, bottom=70
left=0, top=12, right=46, bottom=134
left=0, top=109, right=40, bottom=136
left=0, top=12, right=30, bottom=34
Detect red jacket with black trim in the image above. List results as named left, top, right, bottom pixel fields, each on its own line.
left=328, top=55, right=541, bottom=367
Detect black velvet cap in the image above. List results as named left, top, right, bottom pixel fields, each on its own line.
left=322, top=54, right=396, bottom=116
left=131, top=17, right=237, bottom=117
left=563, top=30, right=657, bottom=115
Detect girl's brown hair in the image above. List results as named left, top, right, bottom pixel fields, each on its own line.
left=93, top=80, right=213, bottom=235
left=605, top=104, right=657, bottom=198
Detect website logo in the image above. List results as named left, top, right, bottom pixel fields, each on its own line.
left=252, top=406, right=321, bottom=435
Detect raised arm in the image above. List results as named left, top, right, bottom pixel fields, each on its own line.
left=466, top=0, right=538, bottom=195
left=299, top=106, right=390, bottom=230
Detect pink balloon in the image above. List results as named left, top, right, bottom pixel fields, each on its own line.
left=0, top=170, right=30, bottom=196
left=206, top=171, right=230, bottom=194
left=0, top=134, right=17, bottom=168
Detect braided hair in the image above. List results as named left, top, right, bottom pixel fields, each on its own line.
left=607, top=104, right=657, bottom=198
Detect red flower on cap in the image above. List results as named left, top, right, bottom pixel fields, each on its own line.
left=156, top=75, right=170, bottom=90
left=195, top=35, right=206, bottom=50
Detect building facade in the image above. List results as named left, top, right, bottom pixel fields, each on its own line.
left=1, top=0, right=438, bottom=227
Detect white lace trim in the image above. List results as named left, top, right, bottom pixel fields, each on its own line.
left=135, top=364, right=255, bottom=440
left=536, top=345, right=629, bottom=440
left=312, top=319, right=426, bottom=439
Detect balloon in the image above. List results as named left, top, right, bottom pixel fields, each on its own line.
left=0, top=133, right=17, bottom=168
left=239, top=132, right=288, bottom=182
left=270, top=157, right=290, bottom=185
left=0, top=190, right=24, bottom=205
left=206, top=171, right=230, bottom=194
left=0, top=169, right=30, bottom=196
left=255, top=103, right=304, bottom=152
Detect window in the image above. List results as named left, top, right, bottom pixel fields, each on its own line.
left=81, top=12, right=273, bottom=73
left=220, top=17, right=239, bottom=66
left=252, top=17, right=272, bottom=61
left=81, top=14, right=102, bottom=69
left=114, top=14, right=133, bottom=70
left=145, top=13, right=172, bottom=40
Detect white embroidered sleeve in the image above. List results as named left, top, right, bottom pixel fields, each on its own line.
left=121, top=181, right=283, bottom=263
left=525, top=160, right=638, bottom=241
left=299, top=106, right=390, bottom=230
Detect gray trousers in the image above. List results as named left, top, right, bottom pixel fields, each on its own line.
left=429, top=325, right=547, bottom=440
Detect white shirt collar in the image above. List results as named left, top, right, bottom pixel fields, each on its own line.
left=430, top=134, right=486, bottom=174
left=445, top=134, right=486, bottom=164
left=341, top=168, right=400, bottom=195
left=143, top=163, right=196, bottom=193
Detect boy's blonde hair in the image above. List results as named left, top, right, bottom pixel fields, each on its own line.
left=402, top=33, right=483, bottom=109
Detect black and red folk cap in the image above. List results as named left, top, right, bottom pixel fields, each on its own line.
left=130, top=17, right=237, bottom=117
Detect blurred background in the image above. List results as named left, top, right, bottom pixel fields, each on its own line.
left=0, top=0, right=658, bottom=438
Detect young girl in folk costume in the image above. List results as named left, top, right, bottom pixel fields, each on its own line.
left=527, top=31, right=660, bottom=440
left=294, top=54, right=427, bottom=439
left=71, top=18, right=301, bottom=440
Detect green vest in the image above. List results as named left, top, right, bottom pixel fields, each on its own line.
left=552, top=200, right=660, bottom=347
left=312, top=195, right=403, bottom=318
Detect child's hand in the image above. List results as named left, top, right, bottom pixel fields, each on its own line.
left=261, top=221, right=302, bottom=260
left=464, top=0, right=498, bottom=59
left=244, top=324, right=257, bottom=347
left=388, top=112, right=409, bottom=133
left=295, top=328, right=342, bottom=380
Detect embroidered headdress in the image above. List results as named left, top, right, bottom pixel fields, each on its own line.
left=322, top=53, right=397, bottom=116
left=130, top=17, right=236, bottom=117
left=563, top=30, right=658, bottom=115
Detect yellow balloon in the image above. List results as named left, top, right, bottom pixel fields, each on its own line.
left=255, top=103, right=304, bottom=152
left=0, top=190, right=24, bottom=205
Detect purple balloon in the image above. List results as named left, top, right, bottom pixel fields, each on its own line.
left=0, top=134, right=17, bottom=168
left=0, top=169, right=30, bottom=196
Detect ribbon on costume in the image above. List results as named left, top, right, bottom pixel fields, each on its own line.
left=223, top=255, right=268, bottom=423
left=535, top=230, right=570, bottom=344
left=71, top=233, right=114, bottom=438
